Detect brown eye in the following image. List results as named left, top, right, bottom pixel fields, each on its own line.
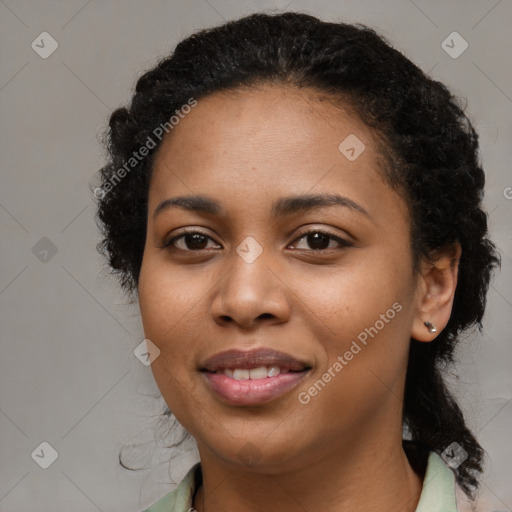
left=163, top=231, right=220, bottom=251
left=290, top=230, right=351, bottom=251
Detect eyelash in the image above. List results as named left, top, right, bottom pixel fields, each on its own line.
left=161, top=228, right=352, bottom=253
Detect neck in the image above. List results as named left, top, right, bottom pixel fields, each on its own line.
left=193, top=425, right=424, bottom=512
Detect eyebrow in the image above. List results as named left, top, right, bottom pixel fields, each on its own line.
left=152, top=193, right=371, bottom=220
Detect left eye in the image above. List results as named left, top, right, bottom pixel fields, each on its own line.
left=290, top=231, right=350, bottom=251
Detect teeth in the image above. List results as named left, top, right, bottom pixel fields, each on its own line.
left=233, top=369, right=250, bottom=380
left=221, top=366, right=292, bottom=380
left=268, top=366, right=280, bottom=377
left=249, top=366, right=268, bottom=379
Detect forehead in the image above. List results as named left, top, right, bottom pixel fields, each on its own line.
left=152, top=85, right=384, bottom=175
left=149, top=84, right=403, bottom=224
left=155, top=85, right=376, bottom=158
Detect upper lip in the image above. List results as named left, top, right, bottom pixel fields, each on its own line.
left=200, top=348, right=311, bottom=372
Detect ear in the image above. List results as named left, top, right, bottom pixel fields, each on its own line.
left=411, top=243, right=462, bottom=342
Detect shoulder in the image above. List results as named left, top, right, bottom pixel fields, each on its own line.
left=141, top=462, right=202, bottom=512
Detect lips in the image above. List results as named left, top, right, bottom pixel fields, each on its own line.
left=200, top=348, right=309, bottom=372
left=200, top=348, right=311, bottom=406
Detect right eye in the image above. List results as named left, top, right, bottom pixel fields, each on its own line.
left=162, top=231, right=221, bottom=252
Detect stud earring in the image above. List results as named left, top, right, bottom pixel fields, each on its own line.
left=424, top=321, right=437, bottom=334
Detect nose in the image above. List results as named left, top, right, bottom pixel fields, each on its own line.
left=210, top=247, right=291, bottom=330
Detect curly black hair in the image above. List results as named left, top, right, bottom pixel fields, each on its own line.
left=92, top=11, right=500, bottom=499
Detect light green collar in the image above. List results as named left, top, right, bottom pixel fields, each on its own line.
left=142, top=462, right=201, bottom=512
left=143, top=451, right=460, bottom=512
left=415, top=451, right=458, bottom=512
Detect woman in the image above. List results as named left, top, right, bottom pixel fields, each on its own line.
left=93, top=11, right=499, bottom=512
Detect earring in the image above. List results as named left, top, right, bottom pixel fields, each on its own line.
left=424, top=321, right=437, bottom=334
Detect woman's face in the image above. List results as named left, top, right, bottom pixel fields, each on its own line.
left=138, top=85, right=422, bottom=471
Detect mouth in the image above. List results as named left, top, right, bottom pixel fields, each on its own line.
left=199, top=348, right=312, bottom=406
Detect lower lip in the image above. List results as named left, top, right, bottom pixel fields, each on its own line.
left=202, top=371, right=309, bottom=406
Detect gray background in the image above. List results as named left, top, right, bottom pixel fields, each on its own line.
left=0, top=1, right=511, bottom=511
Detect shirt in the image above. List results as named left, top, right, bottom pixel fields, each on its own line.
left=142, top=451, right=475, bottom=512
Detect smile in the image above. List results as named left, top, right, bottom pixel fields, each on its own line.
left=199, top=347, right=312, bottom=406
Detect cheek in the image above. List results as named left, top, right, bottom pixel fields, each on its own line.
left=137, top=257, right=206, bottom=406
left=138, top=260, right=209, bottom=430
left=138, top=255, right=208, bottom=345
left=300, top=260, right=408, bottom=346
left=294, top=254, right=413, bottom=405
left=295, top=295, right=409, bottom=436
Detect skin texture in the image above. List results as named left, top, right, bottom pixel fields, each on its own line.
left=137, top=85, right=461, bottom=512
